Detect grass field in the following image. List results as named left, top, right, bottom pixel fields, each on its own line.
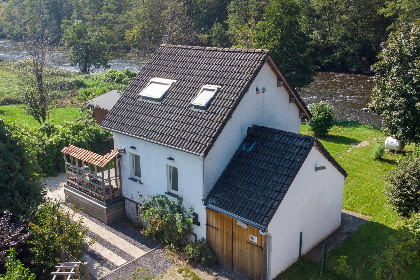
left=0, top=62, right=21, bottom=104
left=276, top=122, right=416, bottom=280
left=0, top=105, right=80, bottom=126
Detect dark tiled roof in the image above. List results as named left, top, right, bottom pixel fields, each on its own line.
left=205, top=126, right=347, bottom=230
left=101, top=45, right=310, bottom=156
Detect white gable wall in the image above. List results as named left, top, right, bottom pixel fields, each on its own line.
left=267, top=147, right=345, bottom=279
left=203, top=62, right=301, bottom=198
left=113, top=132, right=207, bottom=239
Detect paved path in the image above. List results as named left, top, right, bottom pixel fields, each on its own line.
left=43, top=173, right=160, bottom=279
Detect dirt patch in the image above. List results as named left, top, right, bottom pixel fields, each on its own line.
left=305, top=210, right=371, bottom=263
left=347, top=140, right=371, bottom=152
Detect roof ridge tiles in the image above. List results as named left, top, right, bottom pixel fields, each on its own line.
left=160, top=44, right=270, bottom=54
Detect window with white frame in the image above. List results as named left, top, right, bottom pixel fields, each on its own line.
left=191, top=85, right=220, bottom=109
left=130, top=153, right=141, bottom=180
left=167, top=165, right=178, bottom=193
left=139, top=77, right=176, bottom=101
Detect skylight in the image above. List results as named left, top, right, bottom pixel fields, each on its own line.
left=139, top=77, right=176, bottom=101
left=191, top=85, right=220, bottom=109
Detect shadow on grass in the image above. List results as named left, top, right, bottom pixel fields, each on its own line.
left=276, top=221, right=399, bottom=280
left=317, top=134, right=359, bottom=145
left=334, top=120, right=382, bottom=131
left=375, top=158, right=398, bottom=166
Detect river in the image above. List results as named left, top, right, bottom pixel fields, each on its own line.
left=0, top=39, right=381, bottom=126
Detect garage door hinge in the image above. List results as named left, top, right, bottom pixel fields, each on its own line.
left=247, top=241, right=263, bottom=251
left=205, top=223, right=219, bottom=230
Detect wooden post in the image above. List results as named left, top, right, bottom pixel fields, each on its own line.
left=108, top=163, right=111, bottom=199
left=114, top=158, right=120, bottom=189
left=84, top=262, right=90, bottom=280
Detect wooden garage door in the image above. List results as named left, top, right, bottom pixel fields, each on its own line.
left=206, top=209, right=267, bottom=280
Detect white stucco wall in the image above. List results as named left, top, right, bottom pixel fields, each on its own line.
left=113, top=132, right=207, bottom=239
left=267, top=147, right=345, bottom=279
left=203, top=62, right=301, bottom=198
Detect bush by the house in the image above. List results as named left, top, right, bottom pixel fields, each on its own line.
left=0, top=249, right=35, bottom=280
left=184, top=238, right=216, bottom=266
left=386, top=155, right=420, bottom=217
left=139, top=195, right=194, bottom=250
left=308, top=101, right=335, bottom=137
left=28, top=201, right=92, bottom=278
left=372, top=142, right=385, bottom=160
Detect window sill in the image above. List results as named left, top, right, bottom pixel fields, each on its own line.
left=128, top=178, right=143, bottom=184
left=165, top=191, right=179, bottom=198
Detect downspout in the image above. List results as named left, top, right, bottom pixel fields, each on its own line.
left=259, top=229, right=272, bottom=280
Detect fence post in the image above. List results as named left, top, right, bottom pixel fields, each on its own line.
left=84, top=262, right=90, bottom=280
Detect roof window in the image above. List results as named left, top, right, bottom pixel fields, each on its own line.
left=191, top=85, right=220, bottom=109
left=139, top=77, right=176, bottom=101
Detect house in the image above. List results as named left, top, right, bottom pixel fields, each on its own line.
left=88, top=90, right=121, bottom=124
left=66, top=45, right=347, bottom=279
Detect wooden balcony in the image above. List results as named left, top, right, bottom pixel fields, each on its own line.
left=61, top=145, right=124, bottom=224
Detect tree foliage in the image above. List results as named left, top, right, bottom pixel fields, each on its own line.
left=0, top=249, right=35, bottom=280
left=0, top=211, right=31, bottom=266
left=254, top=0, right=314, bottom=88
left=61, top=20, right=112, bottom=74
left=386, top=154, right=420, bottom=217
left=370, top=20, right=420, bottom=144
left=0, top=119, right=44, bottom=218
left=0, top=0, right=419, bottom=75
left=28, top=201, right=91, bottom=278
left=6, top=118, right=113, bottom=177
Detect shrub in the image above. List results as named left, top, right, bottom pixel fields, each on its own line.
left=0, top=249, right=35, bottom=280
left=308, top=101, right=335, bottom=137
left=372, top=142, right=385, bottom=160
left=386, top=155, right=420, bottom=217
left=184, top=238, right=216, bottom=266
left=99, top=68, right=137, bottom=84
left=373, top=213, right=420, bottom=279
left=7, top=118, right=113, bottom=176
left=140, top=195, right=193, bottom=250
left=0, top=119, right=45, bottom=218
left=28, top=201, right=92, bottom=278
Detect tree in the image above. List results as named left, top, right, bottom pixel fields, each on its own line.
left=227, top=0, right=268, bottom=48
left=254, top=0, right=314, bottom=88
left=16, top=46, right=55, bottom=125
left=29, top=201, right=92, bottom=277
left=61, top=20, right=112, bottom=74
left=370, top=20, right=420, bottom=144
left=0, top=119, right=45, bottom=218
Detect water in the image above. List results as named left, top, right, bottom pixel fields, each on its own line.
left=298, top=72, right=381, bottom=126
left=0, top=39, right=145, bottom=73
left=0, top=39, right=381, bottom=125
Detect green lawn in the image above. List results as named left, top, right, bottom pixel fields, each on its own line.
left=0, top=105, right=80, bottom=126
left=276, top=122, right=416, bottom=280
left=0, top=62, right=21, bottom=104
